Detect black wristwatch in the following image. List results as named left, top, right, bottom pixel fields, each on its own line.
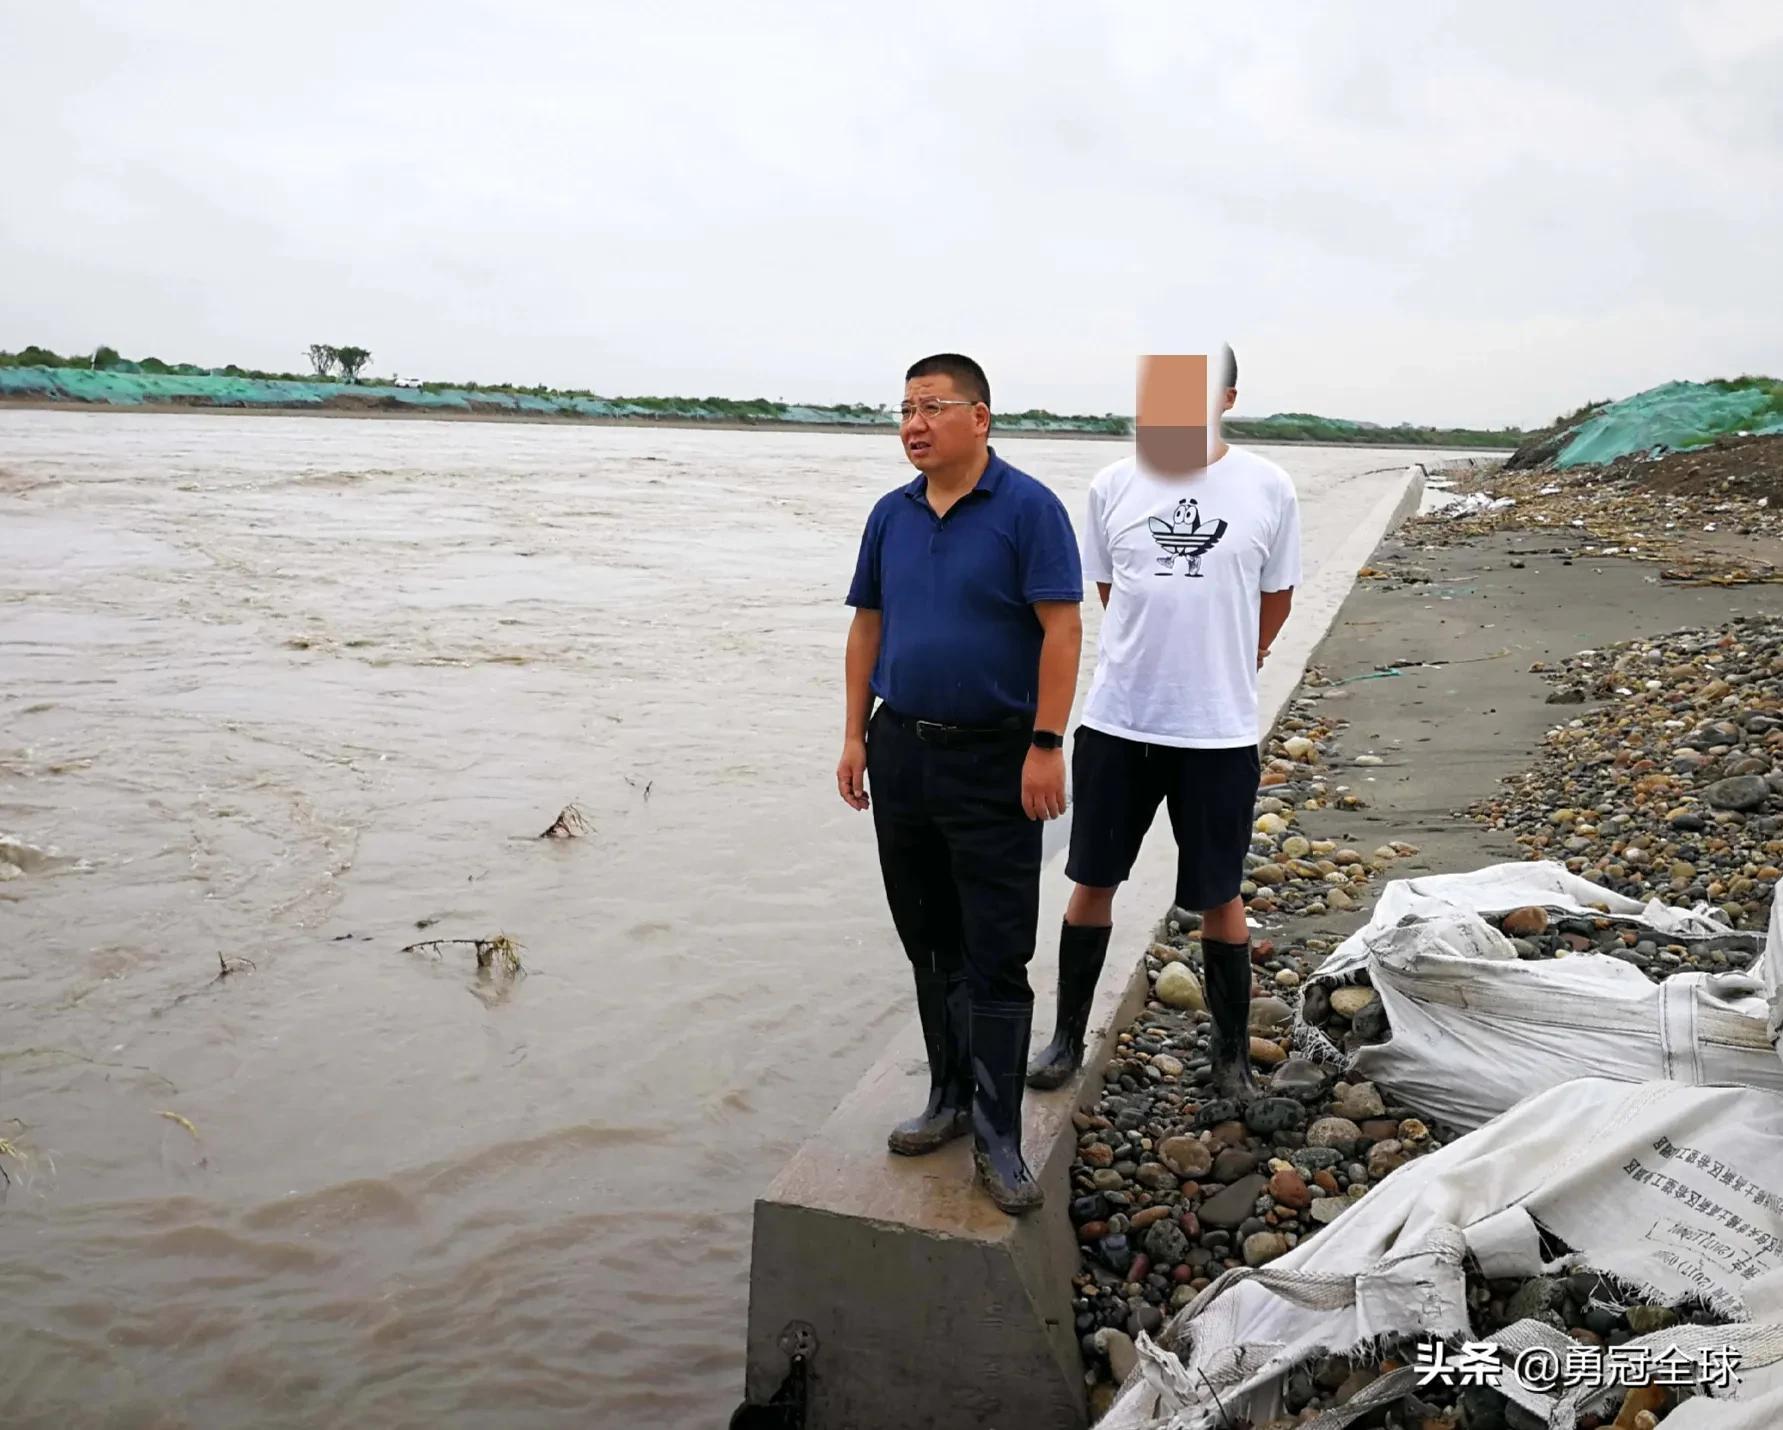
left=1030, top=729, right=1064, bottom=751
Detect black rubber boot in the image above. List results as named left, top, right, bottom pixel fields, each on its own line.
left=1026, top=921, right=1113, bottom=1090
left=887, top=969, right=972, bottom=1156
left=1202, top=937, right=1262, bottom=1105
left=969, top=998, right=1044, bottom=1215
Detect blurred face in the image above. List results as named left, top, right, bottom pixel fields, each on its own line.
left=1135, top=353, right=1235, bottom=475
left=900, top=373, right=989, bottom=473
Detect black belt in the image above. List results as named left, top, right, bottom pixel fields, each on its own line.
left=879, top=705, right=1028, bottom=748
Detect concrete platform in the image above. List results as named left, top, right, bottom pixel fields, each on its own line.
left=743, top=955, right=1151, bottom=1429
left=739, top=462, right=1426, bottom=1429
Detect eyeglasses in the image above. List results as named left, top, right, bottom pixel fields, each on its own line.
left=898, top=398, right=980, bottom=423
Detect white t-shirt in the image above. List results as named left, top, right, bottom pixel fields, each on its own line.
left=1079, top=444, right=1301, bottom=748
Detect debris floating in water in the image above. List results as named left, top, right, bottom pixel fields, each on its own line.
left=401, top=934, right=524, bottom=976
left=539, top=804, right=589, bottom=839
left=156, top=1110, right=200, bottom=1141
left=0, top=1130, right=26, bottom=1186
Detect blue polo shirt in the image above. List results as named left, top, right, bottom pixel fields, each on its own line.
left=845, top=447, right=1083, bottom=725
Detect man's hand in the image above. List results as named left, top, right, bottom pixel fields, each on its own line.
left=837, top=737, right=869, bottom=810
left=1257, top=643, right=1271, bottom=670
left=1022, top=747, right=1067, bottom=821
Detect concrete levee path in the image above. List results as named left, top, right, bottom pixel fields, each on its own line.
left=740, top=460, right=1428, bottom=1430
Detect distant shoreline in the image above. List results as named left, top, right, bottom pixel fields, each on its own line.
left=0, top=397, right=1516, bottom=454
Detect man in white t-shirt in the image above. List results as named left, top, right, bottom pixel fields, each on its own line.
left=1027, top=348, right=1300, bottom=1104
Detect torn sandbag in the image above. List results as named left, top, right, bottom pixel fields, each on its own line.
left=1662, top=1264, right=1783, bottom=1430
left=1363, top=860, right=1732, bottom=940
left=1097, top=1077, right=1783, bottom=1430
left=1761, top=890, right=1783, bottom=1053
left=1290, top=861, right=1781, bottom=1133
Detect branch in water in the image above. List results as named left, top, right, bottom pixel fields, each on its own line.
left=401, top=935, right=524, bottom=975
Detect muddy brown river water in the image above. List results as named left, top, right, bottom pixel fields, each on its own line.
left=0, top=411, right=1467, bottom=1427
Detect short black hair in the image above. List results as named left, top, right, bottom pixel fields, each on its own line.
left=1223, top=344, right=1237, bottom=391
left=906, top=353, right=990, bottom=409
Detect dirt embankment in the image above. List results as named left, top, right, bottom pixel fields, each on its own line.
left=1409, top=433, right=1783, bottom=581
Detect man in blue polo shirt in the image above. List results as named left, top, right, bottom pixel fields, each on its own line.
left=837, top=352, right=1083, bottom=1215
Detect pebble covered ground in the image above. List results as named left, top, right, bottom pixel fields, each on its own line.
left=1238, top=707, right=1421, bottom=924
left=1070, top=921, right=1453, bottom=1422
left=1069, top=925, right=1745, bottom=1427
left=1072, top=520, right=1779, bottom=1423
left=1471, top=616, right=1783, bottom=932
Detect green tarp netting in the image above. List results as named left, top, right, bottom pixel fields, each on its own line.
left=0, top=365, right=895, bottom=423
left=0, top=366, right=1120, bottom=432
left=1557, top=379, right=1783, bottom=468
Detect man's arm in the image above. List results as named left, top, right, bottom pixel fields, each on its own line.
left=1016, top=487, right=1085, bottom=819
left=1022, top=600, right=1081, bottom=820
left=1031, top=601, right=1082, bottom=735
left=1257, top=482, right=1301, bottom=667
left=844, top=608, right=881, bottom=741
left=1259, top=588, right=1294, bottom=666
left=838, top=501, right=884, bottom=809
left=837, top=608, right=881, bottom=810
left=1081, top=478, right=1113, bottom=611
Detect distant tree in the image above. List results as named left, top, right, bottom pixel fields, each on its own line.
left=139, top=356, right=171, bottom=374
left=333, top=346, right=371, bottom=382
left=93, top=344, right=122, bottom=369
left=306, top=343, right=338, bottom=378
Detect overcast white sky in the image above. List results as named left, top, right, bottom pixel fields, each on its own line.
left=2, top=1, right=1779, bottom=428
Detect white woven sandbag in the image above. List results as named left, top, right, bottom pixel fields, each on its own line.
left=1292, top=863, right=1777, bottom=1132
left=1762, top=890, right=1783, bottom=1052
left=1099, top=1077, right=1783, bottom=1429
left=1299, top=913, right=1783, bottom=1132
left=1365, top=860, right=1731, bottom=939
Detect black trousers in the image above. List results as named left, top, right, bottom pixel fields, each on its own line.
left=865, top=705, right=1041, bottom=1008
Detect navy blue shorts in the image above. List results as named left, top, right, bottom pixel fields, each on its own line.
left=1065, top=725, right=1260, bottom=911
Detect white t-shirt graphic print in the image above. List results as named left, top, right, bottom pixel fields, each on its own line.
left=1080, top=445, right=1301, bottom=748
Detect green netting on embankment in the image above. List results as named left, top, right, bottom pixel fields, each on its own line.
left=1555, top=378, right=1783, bottom=468
left=0, top=364, right=1523, bottom=443
left=0, top=365, right=577, bottom=413
left=0, top=367, right=897, bottom=424
left=0, top=366, right=1147, bottom=433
